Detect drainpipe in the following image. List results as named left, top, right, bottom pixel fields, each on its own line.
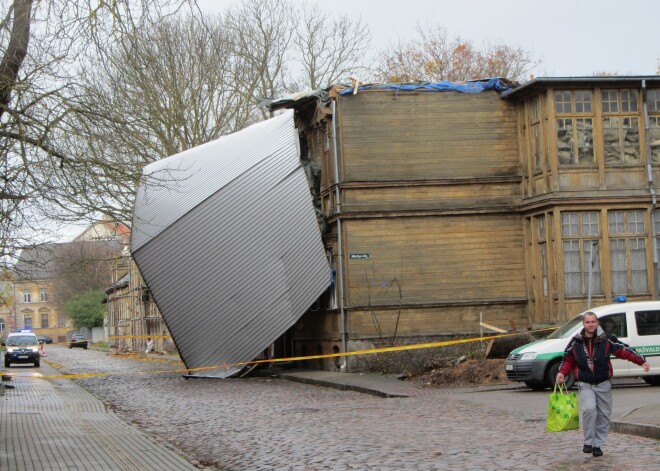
left=643, top=80, right=658, bottom=298
left=331, top=99, right=348, bottom=368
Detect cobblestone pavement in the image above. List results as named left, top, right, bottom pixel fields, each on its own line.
left=40, top=346, right=659, bottom=471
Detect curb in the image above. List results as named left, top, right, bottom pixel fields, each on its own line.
left=274, top=372, right=411, bottom=398
left=611, top=420, right=660, bottom=440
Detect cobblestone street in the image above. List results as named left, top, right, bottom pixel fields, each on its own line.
left=40, top=346, right=659, bottom=471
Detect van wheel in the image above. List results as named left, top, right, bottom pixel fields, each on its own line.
left=4, top=359, right=10, bottom=368
left=34, top=359, right=40, bottom=367
left=525, top=382, right=547, bottom=391
left=547, top=361, right=575, bottom=389
left=643, top=376, right=660, bottom=386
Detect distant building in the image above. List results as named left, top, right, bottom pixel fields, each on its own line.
left=75, top=215, right=130, bottom=246
left=12, top=244, right=68, bottom=342
left=11, top=218, right=128, bottom=342
left=0, top=273, right=13, bottom=336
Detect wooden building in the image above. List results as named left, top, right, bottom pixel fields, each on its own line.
left=104, top=256, right=173, bottom=353
left=504, top=77, right=660, bottom=322
left=269, top=76, right=660, bottom=369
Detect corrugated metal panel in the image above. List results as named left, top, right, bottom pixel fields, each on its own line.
left=131, top=111, right=298, bottom=252
left=131, top=111, right=330, bottom=377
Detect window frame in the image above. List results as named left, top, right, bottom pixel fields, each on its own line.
left=528, top=97, right=543, bottom=173
left=554, top=90, right=595, bottom=167
left=648, top=90, right=660, bottom=164
left=608, top=210, right=649, bottom=295
left=634, top=310, right=660, bottom=336
left=600, top=313, right=628, bottom=338
left=601, top=89, right=641, bottom=166
left=561, top=211, right=602, bottom=297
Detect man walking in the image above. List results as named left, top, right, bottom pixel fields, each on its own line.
left=556, top=312, right=650, bottom=457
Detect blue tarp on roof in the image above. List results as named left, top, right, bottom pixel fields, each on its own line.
left=339, top=77, right=510, bottom=95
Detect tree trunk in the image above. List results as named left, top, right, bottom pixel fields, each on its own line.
left=0, top=0, right=33, bottom=120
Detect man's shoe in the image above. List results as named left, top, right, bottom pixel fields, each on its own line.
left=582, top=445, right=592, bottom=453
left=592, top=447, right=603, bottom=457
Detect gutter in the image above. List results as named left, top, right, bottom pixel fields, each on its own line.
left=643, top=80, right=659, bottom=298
left=502, top=76, right=660, bottom=99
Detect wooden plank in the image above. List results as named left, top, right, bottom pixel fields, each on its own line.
left=479, top=322, right=507, bottom=333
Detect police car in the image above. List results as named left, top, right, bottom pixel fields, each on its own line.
left=3, top=330, right=41, bottom=368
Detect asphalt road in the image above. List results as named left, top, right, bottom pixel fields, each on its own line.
left=21, top=346, right=660, bottom=470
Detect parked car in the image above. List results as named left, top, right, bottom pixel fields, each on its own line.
left=37, top=335, right=53, bottom=344
left=69, top=334, right=88, bottom=349
left=505, top=300, right=660, bottom=390
left=4, top=332, right=41, bottom=367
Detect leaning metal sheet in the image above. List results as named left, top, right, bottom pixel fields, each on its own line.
left=131, top=111, right=330, bottom=377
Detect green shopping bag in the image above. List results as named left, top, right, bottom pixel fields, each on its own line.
left=546, top=382, right=579, bottom=432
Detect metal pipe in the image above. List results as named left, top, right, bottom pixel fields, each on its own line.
left=642, top=80, right=659, bottom=298
left=587, top=241, right=598, bottom=309
left=331, top=99, right=348, bottom=367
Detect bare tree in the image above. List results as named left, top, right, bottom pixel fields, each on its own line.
left=0, top=0, right=376, bottom=265
left=81, top=15, right=255, bottom=156
left=51, top=240, right=122, bottom=309
left=291, top=6, right=373, bottom=90
left=52, top=13, right=259, bottom=225
left=0, top=1, right=195, bottom=263
left=223, top=0, right=295, bottom=118
left=375, top=24, right=540, bottom=83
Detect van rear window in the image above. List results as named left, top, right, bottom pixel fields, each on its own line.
left=634, top=310, right=660, bottom=336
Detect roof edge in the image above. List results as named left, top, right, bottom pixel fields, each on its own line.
left=502, top=75, right=660, bottom=99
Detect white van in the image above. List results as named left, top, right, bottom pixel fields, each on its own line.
left=505, top=301, right=660, bottom=390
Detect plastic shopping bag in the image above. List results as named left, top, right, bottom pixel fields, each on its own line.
left=546, top=382, right=579, bottom=432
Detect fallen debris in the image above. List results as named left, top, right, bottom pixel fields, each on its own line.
left=413, top=359, right=511, bottom=387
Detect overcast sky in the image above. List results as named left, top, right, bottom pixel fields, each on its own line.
left=206, top=0, right=660, bottom=78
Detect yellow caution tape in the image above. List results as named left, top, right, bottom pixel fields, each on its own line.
left=4, top=327, right=557, bottom=380
left=108, top=335, right=171, bottom=340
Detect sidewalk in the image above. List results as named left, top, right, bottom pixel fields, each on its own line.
left=611, top=404, right=660, bottom=440
left=0, top=362, right=198, bottom=471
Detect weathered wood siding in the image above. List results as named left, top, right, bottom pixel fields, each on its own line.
left=342, top=181, right=519, bottom=212
left=337, top=90, right=519, bottom=182
left=342, top=215, right=527, bottom=335
left=348, top=304, right=527, bottom=337
left=319, top=89, right=529, bottom=337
